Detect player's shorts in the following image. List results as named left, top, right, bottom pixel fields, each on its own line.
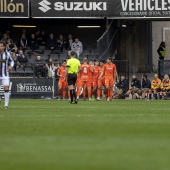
left=58, top=80, right=67, bottom=89
left=98, top=78, right=105, bottom=87
left=92, top=79, right=98, bottom=88
left=80, top=80, right=91, bottom=88
left=105, top=76, right=114, bottom=87
left=76, top=79, right=81, bottom=87
left=0, top=77, right=10, bottom=86
left=68, top=73, right=77, bottom=86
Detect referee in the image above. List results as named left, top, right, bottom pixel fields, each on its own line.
left=66, top=51, right=80, bottom=104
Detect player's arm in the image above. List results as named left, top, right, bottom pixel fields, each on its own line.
left=57, top=68, right=61, bottom=77
left=8, top=53, right=14, bottom=71
left=114, top=70, right=119, bottom=82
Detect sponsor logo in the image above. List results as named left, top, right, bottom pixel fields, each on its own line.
left=38, top=1, right=107, bottom=12
left=39, top=0, right=51, bottom=13
left=17, top=83, right=53, bottom=92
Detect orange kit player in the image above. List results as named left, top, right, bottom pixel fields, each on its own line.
left=99, top=57, right=117, bottom=101
left=57, top=60, right=67, bottom=100
left=91, top=60, right=99, bottom=100
left=160, top=74, right=170, bottom=100
left=88, top=60, right=94, bottom=100
left=148, top=74, right=161, bottom=99
left=75, top=71, right=82, bottom=96
left=97, top=60, right=105, bottom=100
left=77, top=57, right=92, bottom=100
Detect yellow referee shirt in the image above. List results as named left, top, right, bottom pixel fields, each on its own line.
left=67, top=58, right=80, bottom=74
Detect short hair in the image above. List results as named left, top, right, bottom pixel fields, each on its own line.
left=0, top=41, right=6, bottom=46
left=100, top=60, right=105, bottom=63
left=107, top=57, right=112, bottom=61
left=83, top=57, right=88, bottom=61
left=70, top=51, right=75, bottom=56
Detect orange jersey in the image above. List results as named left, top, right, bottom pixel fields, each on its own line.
left=92, top=66, right=99, bottom=80
left=151, top=78, right=161, bottom=89
left=80, top=63, right=90, bottom=81
left=57, top=66, right=67, bottom=82
left=98, top=66, right=104, bottom=80
left=103, top=63, right=117, bottom=77
left=161, top=79, right=170, bottom=89
left=88, top=65, right=93, bottom=83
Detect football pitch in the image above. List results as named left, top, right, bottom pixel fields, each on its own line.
left=0, top=99, right=170, bottom=170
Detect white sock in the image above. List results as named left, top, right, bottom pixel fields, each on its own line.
left=4, top=92, right=10, bottom=107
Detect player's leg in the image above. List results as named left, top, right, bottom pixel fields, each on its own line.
left=0, top=79, right=2, bottom=103
left=105, top=78, right=110, bottom=100
left=87, top=81, right=92, bottom=101
left=63, top=82, right=67, bottom=100
left=148, top=89, right=153, bottom=100
left=92, top=80, right=97, bottom=100
left=58, top=81, right=63, bottom=100
left=3, top=77, right=10, bottom=109
left=109, top=78, right=114, bottom=101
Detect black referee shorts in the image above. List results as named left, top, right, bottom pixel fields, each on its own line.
left=68, top=73, right=77, bottom=86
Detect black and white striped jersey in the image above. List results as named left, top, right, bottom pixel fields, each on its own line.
left=0, top=51, right=14, bottom=77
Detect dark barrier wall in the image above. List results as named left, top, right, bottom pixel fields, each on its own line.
left=0, top=0, right=29, bottom=18
left=10, top=78, right=55, bottom=98
left=158, top=60, right=170, bottom=80
left=31, top=0, right=170, bottom=18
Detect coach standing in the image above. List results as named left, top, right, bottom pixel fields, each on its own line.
left=0, top=41, right=14, bottom=109
left=66, top=51, right=80, bottom=104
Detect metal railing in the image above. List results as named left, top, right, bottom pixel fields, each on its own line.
left=97, top=20, right=118, bottom=60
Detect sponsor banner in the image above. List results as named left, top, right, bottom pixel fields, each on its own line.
left=31, top=0, right=108, bottom=18
left=113, top=0, right=170, bottom=18
left=11, top=78, right=55, bottom=98
left=0, top=0, right=29, bottom=18
left=31, top=0, right=170, bottom=18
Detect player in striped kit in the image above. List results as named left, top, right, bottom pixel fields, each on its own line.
left=0, top=41, right=14, bottom=109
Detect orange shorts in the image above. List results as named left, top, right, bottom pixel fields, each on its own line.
left=80, top=80, right=91, bottom=88
left=92, top=79, right=98, bottom=88
left=105, top=76, right=114, bottom=87
left=58, top=80, right=67, bottom=89
left=98, top=78, right=105, bottom=87
left=76, top=79, right=81, bottom=87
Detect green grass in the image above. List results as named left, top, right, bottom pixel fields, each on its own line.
left=0, top=99, right=170, bottom=170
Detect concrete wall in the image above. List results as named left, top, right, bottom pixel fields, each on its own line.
left=152, top=21, right=170, bottom=71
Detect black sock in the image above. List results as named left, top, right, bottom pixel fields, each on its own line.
left=149, top=94, right=152, bottom=100
left=70, top=89, right=74, bottom=102
left=154, top=94, right=157, bottom=99
left=73, top=89, right=76, bottom=100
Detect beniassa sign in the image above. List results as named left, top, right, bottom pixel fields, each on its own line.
left=31, top=0, right=170, bottom=18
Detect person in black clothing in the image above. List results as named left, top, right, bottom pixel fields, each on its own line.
left=29, top=33, right=39, bottom=50
left=157, top=41, right=166, bottom=60
left=37, top=30, right=47, bottom=47
left=18, top=50, right=28, bottom=68
left=141, top=74, right=151, bottom=99
left=113, top=75, right=128, bottom=99
left=34, top=55, right=46, bottom=78
left=125, top=74, right=141, bottom=99
left=18, top=33, right=29, bottom=52
left=46, top=33, right=56, bottom=51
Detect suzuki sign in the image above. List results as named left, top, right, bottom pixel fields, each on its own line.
left=31, top=0, right=108, bottom=18
left=31, top=0, right=170, bottom=18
